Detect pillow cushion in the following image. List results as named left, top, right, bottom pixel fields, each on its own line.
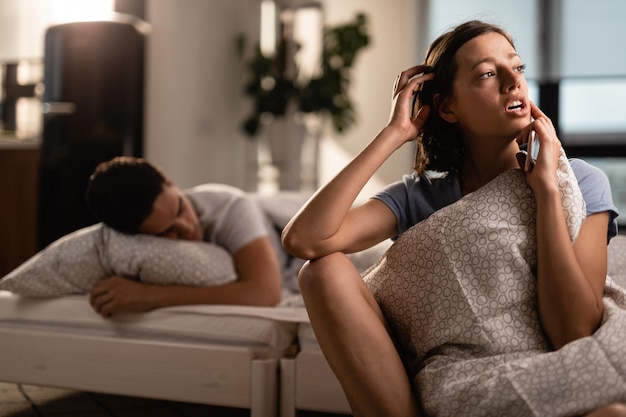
left=0, top=224, right=237, bottom=297
left=100, top=227, right=237, bottom=286
left=360, top=152, right=626, bottom=417
left=0, top=225, right=107, bottom=296
left=251, top=191, right=311, bottom=230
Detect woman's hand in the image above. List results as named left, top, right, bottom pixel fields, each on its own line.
left=388, top=65, right=434, bottom=144
left=517, top=101, right=607, bottom=348
left=516, top=101, right=562, bottom=196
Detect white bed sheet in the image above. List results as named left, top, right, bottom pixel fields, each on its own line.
left=0, top=290, right=307, bottom=359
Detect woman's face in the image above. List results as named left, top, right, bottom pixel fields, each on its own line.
left=443, top=32, right=531, bottom=145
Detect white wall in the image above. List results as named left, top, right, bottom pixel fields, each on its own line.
left=145, top=0, right=259, bottom=190
left=319, top=0, right=421, bottom=187
left=144, top=0, right=423, bottom=191
left=0, top=0, right=423, bottom=191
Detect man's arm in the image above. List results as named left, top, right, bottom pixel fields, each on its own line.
left=89, top=236, right=282, bottom=317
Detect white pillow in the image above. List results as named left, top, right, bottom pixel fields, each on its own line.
left=0, top=224, right=237, bottom=297
left=251, top=191, right=311, bottom=229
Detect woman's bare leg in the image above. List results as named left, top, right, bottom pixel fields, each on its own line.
left=586, top=404, right=626, bottom=417
left=299, top=252, right=420, bottom=417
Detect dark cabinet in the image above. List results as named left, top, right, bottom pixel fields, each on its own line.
left=0, top=148, right=39, bottom=276
left=39, top=19, right=146, bottom=248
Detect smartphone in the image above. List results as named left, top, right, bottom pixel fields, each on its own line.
left=411, top=92, right=419, bottom=119
left=524, top=130, right=540, bottom=171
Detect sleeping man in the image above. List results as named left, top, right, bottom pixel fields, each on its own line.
left=85, top=156, right=299, bottom=317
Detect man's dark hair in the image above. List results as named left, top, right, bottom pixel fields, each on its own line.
left=85, top=156, right=167, bottom=234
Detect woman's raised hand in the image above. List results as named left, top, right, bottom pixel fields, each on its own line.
left=517, top=101, right=563, bottom=194
left=388, top=65, right=434, bottom=143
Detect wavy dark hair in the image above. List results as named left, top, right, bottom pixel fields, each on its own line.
left=413, top=20, right=515, bottom=174
left=85, top=156, right=167, bottom=234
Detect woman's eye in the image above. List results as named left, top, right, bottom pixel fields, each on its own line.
left=515, top=64, right=527, bottom=73
left=479, top=71, right=495, bottom=79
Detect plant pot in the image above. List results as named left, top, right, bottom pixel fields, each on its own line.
left=265, top=113, right=306, bottom=191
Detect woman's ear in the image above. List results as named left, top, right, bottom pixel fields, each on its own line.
left=434, top=93, right=458, bottom=123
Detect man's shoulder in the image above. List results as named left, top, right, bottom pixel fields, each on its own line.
left=185, top=183, right=254, bottom=221
left=184, top=183, right=246, bottom=198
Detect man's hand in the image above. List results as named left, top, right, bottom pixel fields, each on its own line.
left=90, top=276, right=158, bottom=318
left=89, top=235, right=282, bottom=318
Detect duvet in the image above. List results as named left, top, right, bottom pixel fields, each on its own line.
left=364, top=151, right=626, bottom=416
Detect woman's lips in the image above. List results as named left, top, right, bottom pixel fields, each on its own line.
left=505, top=99, right=528, bottom=116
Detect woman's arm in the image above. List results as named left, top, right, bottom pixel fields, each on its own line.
left=521, top=102, right=608, bottom=349
left=90, top=236, right=282, bottom=317
left=282, top=66, right=434, bottom=260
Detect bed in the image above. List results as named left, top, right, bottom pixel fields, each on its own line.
left=280, top=321, right=351, bottom=416
left=0, top=195, right=623, bottom=417
left=0, top=222, right=391, bottom=417
left=0, top=291, right=308, bottom=416
left=0, top=189, right=338, bottom=417
left=0, top=200, right=300, bottom=417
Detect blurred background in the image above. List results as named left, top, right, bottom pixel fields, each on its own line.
left=1, top=0, right=625, bottom=276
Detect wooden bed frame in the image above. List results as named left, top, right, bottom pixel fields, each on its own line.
left=0, top=324, right=279, bottom=416
left=280, top=352, right=350, bottom=416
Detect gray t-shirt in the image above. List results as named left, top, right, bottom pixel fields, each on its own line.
left=374, top=158, right=619, bottom=241
left=184, top=184, right=302, bottom=292
left=185, top=183, right=270, bottom=254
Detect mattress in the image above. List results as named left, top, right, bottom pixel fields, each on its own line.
left=0, top=290, right=308, bottom=359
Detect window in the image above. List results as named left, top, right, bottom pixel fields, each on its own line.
left=561, top=79, right=626, bottom=138
left=558, top=0, right=626, bottom=139
left=426, top=0, right=540, bottom=80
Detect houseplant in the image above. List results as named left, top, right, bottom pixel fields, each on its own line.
left=241, top=12, right=370, bottom=137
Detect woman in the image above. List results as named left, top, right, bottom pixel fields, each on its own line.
left=282, top=20, right=623, bottom=416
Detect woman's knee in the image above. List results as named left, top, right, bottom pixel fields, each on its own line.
left=298, top=252, right=357, bottom=295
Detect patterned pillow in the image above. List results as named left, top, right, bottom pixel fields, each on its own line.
left=0, top=224, right=237, bottom=297
left=0, top=225, right=108, bottom=296
left=362, top=153, right=590, bottom=416
left=100, top=227, right=237, bottom=286
left=364, top=155, right=586, bottom=360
